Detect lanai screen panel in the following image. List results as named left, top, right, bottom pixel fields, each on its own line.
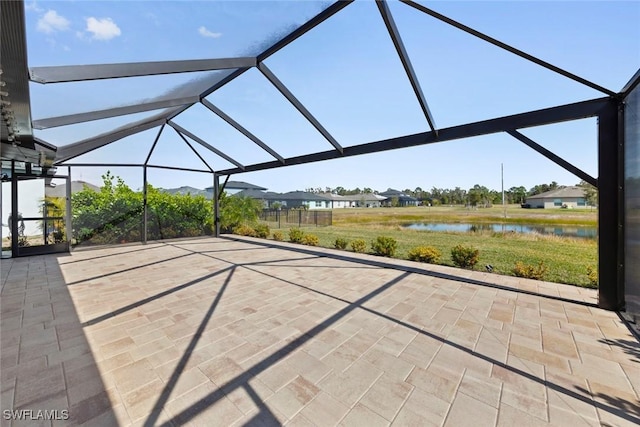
left=625, top=83, right=640, bottom=319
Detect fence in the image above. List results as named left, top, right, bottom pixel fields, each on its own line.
left=259, top=209, right=332, bottom=228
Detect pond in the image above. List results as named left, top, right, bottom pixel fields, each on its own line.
left=403, top=222, right=597, bottom=239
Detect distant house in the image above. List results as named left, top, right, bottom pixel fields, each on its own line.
left=274, top=191, right=332, bottom=210
left=205, top=180, right=267, bottom=196
left=379, top=189, right=419, bottom=207
left=320, top=193, right=354, bottom=209
left=228, top=186, right=390, bottom=209
left=348, top=193, right=387, bottom=208
left=45, top=180, right=100, bottom=197
left=234, top=190, right=332, bottom=210
left=318, top=193, right=388, bottom=208
left=524, top=186, right=588, bottom=209
left=233, top=189, right=283, bottom=209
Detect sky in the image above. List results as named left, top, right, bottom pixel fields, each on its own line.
left=23, top=0, right=640, bottom=194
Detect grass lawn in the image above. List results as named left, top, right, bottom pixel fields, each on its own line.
left=259, top=206, right=599, bottom=287
left=332, top=205, right=597, bottom=226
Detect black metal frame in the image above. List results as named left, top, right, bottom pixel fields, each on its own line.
left=215, top=98, right=609, bottom=174
left=8, top=162, right=71, bottom=257
left=200, top=99, right=285, bottom=163
left=11, top=0, right=635, bottom=310
left=376, top=0, right=437, bottom=135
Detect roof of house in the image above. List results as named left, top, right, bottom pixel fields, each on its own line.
left=379, top=189, right=417, bottom=201
left=233, top=189, right=281, bottom=200
left=379, top=188, right=403, bottom=196
left=277, top=191, right=332, bottom=201
left=345, top=193, right=387, bottom=202
left=319, top=193, right=386, bottom=202
left=526, top=186, right=586, bottom=199
left=206, top=181, right=267, bottom=191
left=45, top=180, right=100, bottom=197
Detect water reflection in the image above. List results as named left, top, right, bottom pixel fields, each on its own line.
left=403, top=222, right=597, bottom=239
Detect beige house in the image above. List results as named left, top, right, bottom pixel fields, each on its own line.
left=524, top=186, right=588, bottom=209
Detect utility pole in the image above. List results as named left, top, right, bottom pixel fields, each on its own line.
left=501, top=163, right=506, bottom=218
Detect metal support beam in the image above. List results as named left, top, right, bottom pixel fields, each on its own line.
left=143, top=166, right=148, bottom=245
left=621, top=68, right=640, bottom=98
left=258, top=63, right=343, bottom=154
left=165, top=1, right=354, bottom=122
left=144, top=125, right=165, bottom=165
left=171, top=126, right=214, bottom=172
left=30, top=57, right=257, bottom=84
left=506, top=130, right=597, bottom=187
left=33, top=97, right=199, bottom=129
left=55, top=117, right=166, bottom=164
left=597, top=99, right=624, bottom=310
left=400, top=0, right=616, bottom=97
left=10, top=161, right=17, bottom=255
left=219, top=175, right=230, bottom=200
left=376, top=0, right=438, bottom=134
left=200, top=99, right=285, bottom=163
left=213, top=174, right=220, bottom=237
left=146, top=164, right=212, bottom=174
left=65, top=167, right=72, bottom=251
left=257, top=0, right=355, bottom=62
left=168, top=121, right=245, bottom=170
left=57, top=163, right=143, bottom=168
left=217, top=97, right=609, bottom=175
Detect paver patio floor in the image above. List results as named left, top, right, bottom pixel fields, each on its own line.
left=1, top=236, right=639, bottom=426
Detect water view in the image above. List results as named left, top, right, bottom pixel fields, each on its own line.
left=404, top=222, right=597, bottom=239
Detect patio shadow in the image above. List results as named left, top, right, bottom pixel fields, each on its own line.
left=1, top=256, right=119, bottom=425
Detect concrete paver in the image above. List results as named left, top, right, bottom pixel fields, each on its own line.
left=1, top=236, right=639, bottom=426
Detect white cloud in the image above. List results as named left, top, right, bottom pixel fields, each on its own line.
left=198, top=26, right=222, bottom=39
left=37, top=10, right=70, bottom=33
left=25, top=1, right=43, bottom=13
left=85, top=17, right=121, bottom=41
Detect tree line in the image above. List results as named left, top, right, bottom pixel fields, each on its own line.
left=305, top=181, right=597, bottom=206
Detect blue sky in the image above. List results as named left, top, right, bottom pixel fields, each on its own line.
left=25, top=0, right=640, bottom=193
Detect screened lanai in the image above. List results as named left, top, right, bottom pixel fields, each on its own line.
left=2, top=1, right=640, bottom=426
left=2, top=0, right=638, bottom=311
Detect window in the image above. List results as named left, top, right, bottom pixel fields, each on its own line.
left=577, top=198, right=586, bottom=206
left=315, top=201, right=323, bottom=208
left=554, top=199, right=562, bottom=206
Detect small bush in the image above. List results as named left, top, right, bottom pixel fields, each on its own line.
left=254, top=223, right=270, bottom=239
left=289, top=227, right=304, bottom=243
left=334, top=237, right=349, bottom=250
left=407, top=246, right=441, bottom=263
left=272, top=231, right=284, bottom=241
left=351, top=239, right=367, bottom=253
left=586, top=266, right=598, bottom=287
left=233, top=224, right=256, bottom=237
left=513, top=261, right=547, bottom=280
left=451, top=245, right=480, bottom=269
left=371, top=236, right=398, bottom=257
left=302, top=234, right=319, bottom=246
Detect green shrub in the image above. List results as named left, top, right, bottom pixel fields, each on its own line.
left=586, top=266, right=598, bottom=287
left=254, top=223, right=270, bottom=238
left=334, top=238, right=349, bottom=250
left=233, top=224, right=257, bottom=237
left=289, top=227, right=304, bottom=243
left=302, top=234, right=319, bottom=246
left=351, top=239, right=367, bottom=253
left=371, top=236, right=398, bottom=257
left=219, top=193, right=263, bottom=233
left=513, top=261, right=547, bottom=280
left=272, top=231, right=284, bottom=241
left=451, top=244, right=480, bottom=269
left=407, top=246, right=441, bottom=263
